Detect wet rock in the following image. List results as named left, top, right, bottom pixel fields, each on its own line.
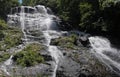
left=78, top=36, right=89, bottom=47
left=50, top=31, right=91, bottom=48
left=50, top=38, right=58, bottom=46
left=57, top=57, right=81, bottom=77
left=68, top=31, right=91, bottom=47
left=9, top=63, right=54, bottom=77
left=78, top=34, right=90, bottom=47
left=56, top=47, right=118, bottom=77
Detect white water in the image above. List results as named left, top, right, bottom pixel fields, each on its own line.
left=7, top=5, right=63, bottom=77
left=20, top=6, right=28, bottom=43
left=0, top=44, right=26, bottom=76
left=89, top=36, right=120, bottom=75
left=4, top=55, right=13, bottom=66
left=1, top=55, right=13, bottom=75
left=41, top=16, right=63, bottom=77
left=43, top=31, right=63, bottom=77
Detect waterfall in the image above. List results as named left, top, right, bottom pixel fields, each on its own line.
left=89, top=36, right=120, bottom=75
left=1, top=55, right=13, bottom=76
left=7, top=5, right=63, bottom=77
left=20, top=6, right=28, bottom=43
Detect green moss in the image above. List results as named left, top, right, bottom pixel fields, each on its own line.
left=0, top=53, right=10, bottom=62
left=51, top=34, right=78, bottom=49
left=0, top=31, right=4, bottom=41
left=1, top=30, right=22, bottom=50
left=0, top=19, right=8, bottom=30
left=0, top=19, right=23, bottom=51
left=24, top=43, right=44, bottom=52
left=12, top=43, right=45, bottom=67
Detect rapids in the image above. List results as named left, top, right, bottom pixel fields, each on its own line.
left=89, top=36, right=120, bottom=75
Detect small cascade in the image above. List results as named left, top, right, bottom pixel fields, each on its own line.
left=4, top=55, right=13, bottom=66
left=43, top=31, right=63, bottom=77
left=89, top=36, right=120, bottom=75
left=20, top=6, right=28, bottom=43
left=7, top=5, right=63, bottom=77
left=1, top=55, right=13, bottom=76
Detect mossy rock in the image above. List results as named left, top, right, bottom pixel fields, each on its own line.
left=51, top=34, right=78, bottom=49
left=29, top=30, right=43, bottom=37
left=0, top=53, right=10, bottom=62
left=0, top=29, right=22, bottom=51
left=12, top=43, right=45, bottom=67
left=0, top=19, right=23, bottom=51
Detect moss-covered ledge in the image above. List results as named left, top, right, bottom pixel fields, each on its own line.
left=0, top=19, right=23, bottom=51
left=50, top=34, right=78, bottom=50
left=12, top=43, right=45, bottom=67
left=0, top=52, right=11, bottom=63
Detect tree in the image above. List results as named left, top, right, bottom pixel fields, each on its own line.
left=22, top=0, right=37, bottom=6
left=0, top=0, right=19, bottom=20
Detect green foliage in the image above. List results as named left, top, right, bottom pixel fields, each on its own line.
left=0, top=53, right=10, bottom=62
left=0, top=0, right=19, bottom=19
left=0, top=19, right=8, bottom=30
left=98, top=0, right=120, bottom=36
left=23, top=43, right=44, bottom=52
left=59, top=12, right=70, bottom=22
left=79, top=2, right=100, bottom=32
left=22, top=0, right=36, bottom=6
left=99, top=0, right=115, bottom=9
left=51, top=34, right=77, bottom=49
left=12, top=43, right=45, bottom=67
left=79, top=2, right=92, bottom=14
left=57, top=0, right=81, bottom=26
left=0, top=19, right=22, bottom=51
left=1, top=30, right=22, bottom=50
left=0, top=31, right=5, bottom=41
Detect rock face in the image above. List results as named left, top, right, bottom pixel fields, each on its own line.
left=69, top=31, right=90, bottom=47
left=49, top=31, right=119, bottom=77
left=56, top=47, right=119, bottom=77
left=0, top=29, right=119, bottom=77
left=50, top=31, right=90, bottom=48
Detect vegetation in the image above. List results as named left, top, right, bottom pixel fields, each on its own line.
left=12, top=43, right=45, bottom=67
left=0, top=0, right=119, bottom=76
left=22, top=0, right=120, bottom=38
left=51, top=34, right=78, bottom=49
left=0, top=0, right=119, bottom=38
left=0, top=19, right=22, bottom=51
left=0, top=0, right=19, bottom=20
left=0, top=53, right=10, bottom=62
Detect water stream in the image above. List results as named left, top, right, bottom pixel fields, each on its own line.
left=89, top=36, right=120, bottom=75
left=7, top=5, right=63, bottom=77
left=20, top=6, right=28, bottom=43
left=3, top=4, right=120, bottom=77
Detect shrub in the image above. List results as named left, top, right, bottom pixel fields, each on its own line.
left=12, top=43, right=45, bottom=67
left=0, top=19, right=7, bottom=30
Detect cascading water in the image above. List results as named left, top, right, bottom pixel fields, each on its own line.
left=1, top=55, right=13, bottom=75
left=7, top=5, right=63, bottom=77
left=20, top=6, right=28, bottom=43
left=43, top=31, right=63, bottom=77
left=89, top=36, right=120, bottom=75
